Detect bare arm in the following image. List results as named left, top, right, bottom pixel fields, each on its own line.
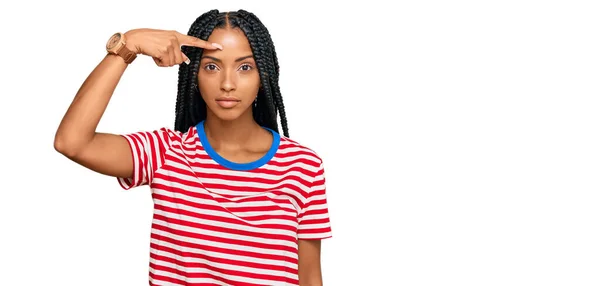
left=53, top=29, right=221, bottom=179
left=54, top=52, right=134, bottom=178
left=298, top=239, right=324, bottom=286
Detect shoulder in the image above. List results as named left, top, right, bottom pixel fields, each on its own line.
left=125, top=125, right=197, bottom=147
left=278, top=134, right=324, bottom=169
left=165, top=125, right=198, bottom=143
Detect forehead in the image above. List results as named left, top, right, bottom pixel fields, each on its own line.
left=204, top=28, right=253, bottom=57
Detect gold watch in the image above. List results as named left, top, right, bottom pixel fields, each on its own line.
left=106, top=32, right=137, bottom=64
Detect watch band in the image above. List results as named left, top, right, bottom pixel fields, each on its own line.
left=117, top=45, right=137, bottom=64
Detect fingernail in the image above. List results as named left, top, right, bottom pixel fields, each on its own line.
left=212, top=43, right=223, bottom=50
left=184, top=58, right=190, bottom=65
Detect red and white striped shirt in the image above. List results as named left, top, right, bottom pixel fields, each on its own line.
left=116, top=120, right=332, bottom=286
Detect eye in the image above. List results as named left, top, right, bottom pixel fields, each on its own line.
left=204, top=63, right=219, bottom=72
left=239, top=64, right=254, bottom=71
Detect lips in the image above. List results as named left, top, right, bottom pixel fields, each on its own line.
left=216, top=97, right=240, bottom=101
left=215, top=97, right=241, bottom=108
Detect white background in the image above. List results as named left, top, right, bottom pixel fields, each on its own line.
left=1, top=0, right=599, bottom=285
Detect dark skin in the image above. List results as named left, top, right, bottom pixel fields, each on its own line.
left=54, top=26, right=324, bottom=285
left=198, top=27, right=273, bottom=164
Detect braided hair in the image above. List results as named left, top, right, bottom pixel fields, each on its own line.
left=175, top=9, right=289, bottom=138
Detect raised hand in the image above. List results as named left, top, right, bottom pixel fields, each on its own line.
left=124, top=28, right=223, bottom=67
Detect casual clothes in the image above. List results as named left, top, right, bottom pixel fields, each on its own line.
left=117, top=120, right=332, bottom=285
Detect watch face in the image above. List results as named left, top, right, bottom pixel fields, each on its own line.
left=106, top=33, right=121, bottom=50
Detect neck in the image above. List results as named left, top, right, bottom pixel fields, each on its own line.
left=203, top=110, right=262, bottom=148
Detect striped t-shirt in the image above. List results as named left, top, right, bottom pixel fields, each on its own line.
left=116, top=120, right=332, bottom=286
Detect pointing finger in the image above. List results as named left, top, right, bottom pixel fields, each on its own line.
left=175, top=32, right=223, bottom=50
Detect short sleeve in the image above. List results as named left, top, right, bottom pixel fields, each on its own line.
left=116, top=127, right=175, bottom=190
left=297, top=161, right=333, bottom=240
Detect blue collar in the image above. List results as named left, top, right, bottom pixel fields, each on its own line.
left=195, top=120, right=280, bottom=171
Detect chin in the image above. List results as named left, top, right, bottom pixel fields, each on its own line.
left=214, top=112, right=243, bottom=122
left=210, top=107, right=250, bottom=122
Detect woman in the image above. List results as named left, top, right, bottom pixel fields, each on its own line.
left=54, top=9, right=332, bottom=286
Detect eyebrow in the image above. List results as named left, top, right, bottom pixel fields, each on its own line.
left=201, top=55, right=254, bottom=63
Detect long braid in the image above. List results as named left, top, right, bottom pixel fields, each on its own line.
left=235, top=16, right=278, bottom=131
left=237, top=10, right=289, bottom=137
left=175, top=10, right=219, bottom=132
left=188, top=14, right=219, bottom=126
left=174, top=9, right=289, bottom=138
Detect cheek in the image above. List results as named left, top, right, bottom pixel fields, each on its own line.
left=197, top=73, right=217, bottom=97
left=238, top=73, right=261, bottom=92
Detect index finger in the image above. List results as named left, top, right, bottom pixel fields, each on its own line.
left=175, top=32, right=223, bottom=50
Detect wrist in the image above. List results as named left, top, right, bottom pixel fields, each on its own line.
left=124, top=30, right=141, bottom=54
left=106, top=31, right=138, bottom=64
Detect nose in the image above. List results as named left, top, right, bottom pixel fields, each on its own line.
left=220, top=69, right=236, bottom=92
